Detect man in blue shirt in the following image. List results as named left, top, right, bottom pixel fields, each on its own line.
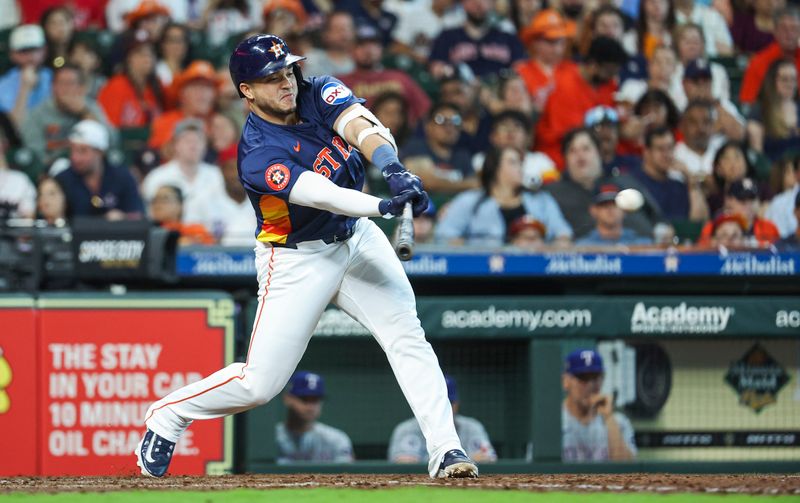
left=54, top=120, right=143, bottom=220
left=0, top=25, right=52, bottom=127
left=429, top=0, right=526, bottom=80
left=575, top=183, right=654, bottom=247
left=629, top=127, right=692, bottom=221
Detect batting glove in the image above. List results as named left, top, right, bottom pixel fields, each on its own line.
left=410, top=189, right=431, bottom=218
left=379, top=190, right=418, bottom=218
left=382, top=162, right=424, bottom=197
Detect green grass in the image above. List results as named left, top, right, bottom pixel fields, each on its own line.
left=3, top=488, right=795, bottom=502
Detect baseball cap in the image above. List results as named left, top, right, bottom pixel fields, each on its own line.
left=69, top=120, right=110, bottom=151
left=10, top=24, right=45, bottom=51
left=124, top=0, right=171, bottom=25
left=584, top=106, right=619, bottom=128
left=521, top=9, right=571, bottom=45
left=712, top=212, right=748, bottom=233
left=288, top=371, right=325, bottom=397
left=173, top=60, right=218, bottom=92
left=508, top=215, right=547, bottom=238
left=727, top=178, right=758, bottom=200
left=263, top=0, right=308, bottom=23
left=587, top=36, right=627, bottom=65
left=593, top=182, right=620, bottom=204
left=684, top=59, right=712, bottom=80
left=355, top=24, right=381, bottom=43
left=172, top=118, right=206, bottom=139
left=444, top=375, right=458, bottom=403
left=565, top=349, right=604, bottom=375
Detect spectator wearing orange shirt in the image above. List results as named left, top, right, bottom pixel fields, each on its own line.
left=535, top=36, right=627, bottom=169
left=98, top=32, right=164, bottom=128
left=515, top=9, right=575, bottom=113
left=740, top=7, right=800, bottom=106
left=697, top=178, right=781, bottom=246
left=148, top=60, right=218, bottom=153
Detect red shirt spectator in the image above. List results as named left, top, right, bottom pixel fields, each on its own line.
left=149, top=60, right=217, bottom=150
left=339, top=25, right=430, bottom=127
left=22, top=0, right=106, bottom=29
left=739, top=9, right=800, bottom=105
left=97, top=35, right=163, bottom=127
left=535, top=37, right=624, bottom=168
left=515, top=9, right=577, bottom=112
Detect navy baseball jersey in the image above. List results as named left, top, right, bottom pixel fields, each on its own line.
left=238, top=76, right=366, bottom=245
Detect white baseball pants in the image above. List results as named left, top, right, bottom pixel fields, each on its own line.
left=144, top=218, right=463, bottom=476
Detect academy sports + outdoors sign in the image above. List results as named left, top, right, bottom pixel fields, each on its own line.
left=312, top=297, right=800, bottom=338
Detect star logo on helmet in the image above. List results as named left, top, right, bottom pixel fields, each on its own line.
left=269, top=41, right=285, bottom=58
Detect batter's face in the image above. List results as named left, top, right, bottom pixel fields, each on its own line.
left=241, top=67, right=298, bottom=124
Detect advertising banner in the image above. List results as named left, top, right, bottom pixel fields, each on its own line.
left=0, top=297, right=38, bottom=475
left=37, top=294, right=234, bottom=476
left=408, top=297, right=800, bottom=339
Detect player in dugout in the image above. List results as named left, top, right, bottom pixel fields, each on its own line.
left=136, top=34, right=478, bottom=479
left=562, top=348, right=637, bottom=461
left=276, top=371, right=354, bottom=464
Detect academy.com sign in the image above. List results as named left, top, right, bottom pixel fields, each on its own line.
left=441, top=306, right=592, bottom=332
left=630, top=302, right=734, bottom=334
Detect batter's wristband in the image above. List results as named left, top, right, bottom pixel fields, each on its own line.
left=374, top=144, right=400, bottom=171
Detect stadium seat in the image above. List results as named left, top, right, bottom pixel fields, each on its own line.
left=118, top=126, right=151, bottom=167
left=671, top=219, right=704, bottom=244
left=6, top=146, right=44, bottom=183
left=0, top=27, right=13, bottom=74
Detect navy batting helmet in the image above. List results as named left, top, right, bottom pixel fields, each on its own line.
left=229, top=34, right=306, bottom=98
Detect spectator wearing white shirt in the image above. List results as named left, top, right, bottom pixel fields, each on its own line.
left=141, top=118, right=229, bottom=234
left=216, top=143, right=257, bottom=246
left=0, top=140, right=36, bottom=219
left=681, top=59, right=745, bottom=142
left=674, top=99, right=727, bottom=180
left=674, top=0, right=733, bottom=56
left=389, top=0, right=465, bottom=65
left=669, top=24, right=731, bottom=111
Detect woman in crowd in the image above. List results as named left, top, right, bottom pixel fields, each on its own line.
left=41, top=6, right=76, bottom=69
left=68, top=35, right=106, bottom=99
left=434, top=146, right=572, bottom=246
left=149, top=184, right=215, bottom=245
left=155, top=22, right=191, bottom=87
left=36, top=176, right=68, bottom=226
left=706, top=140, right=768, bottom=215
left=749, top=59, right=800, bottom=161
left=98, top=34, right=164, bottom=128
left=624, top=0, right=675, bottom=59
left=732, top=0, right=784, bottom=53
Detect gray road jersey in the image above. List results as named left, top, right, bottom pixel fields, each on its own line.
left=275, top=422, right=354, bottom=464
left=388, top=415, right=497, bottom=462
left=561, top=404, right=638, bottom=461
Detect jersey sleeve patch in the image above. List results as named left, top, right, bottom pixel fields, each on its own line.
left=265, top=163, right=291, bottom=191
left=320, top=82, right=352, bottom=105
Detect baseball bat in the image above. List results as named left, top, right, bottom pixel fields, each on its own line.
left=394, top=202, right=415, bottom=261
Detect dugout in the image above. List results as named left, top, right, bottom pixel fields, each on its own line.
left=237, top=295, right=800, bottom=474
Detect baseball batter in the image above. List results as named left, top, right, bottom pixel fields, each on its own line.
left=136, top=34, right=478, bottom=479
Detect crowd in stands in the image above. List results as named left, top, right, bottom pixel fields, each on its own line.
left=0, top=0, right=799, bottom=251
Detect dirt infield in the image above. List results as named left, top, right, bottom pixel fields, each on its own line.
left=2, top=474, right=799, bottom=495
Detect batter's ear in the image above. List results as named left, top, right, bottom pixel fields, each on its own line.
left=239, top=82, right=254, bottom=100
